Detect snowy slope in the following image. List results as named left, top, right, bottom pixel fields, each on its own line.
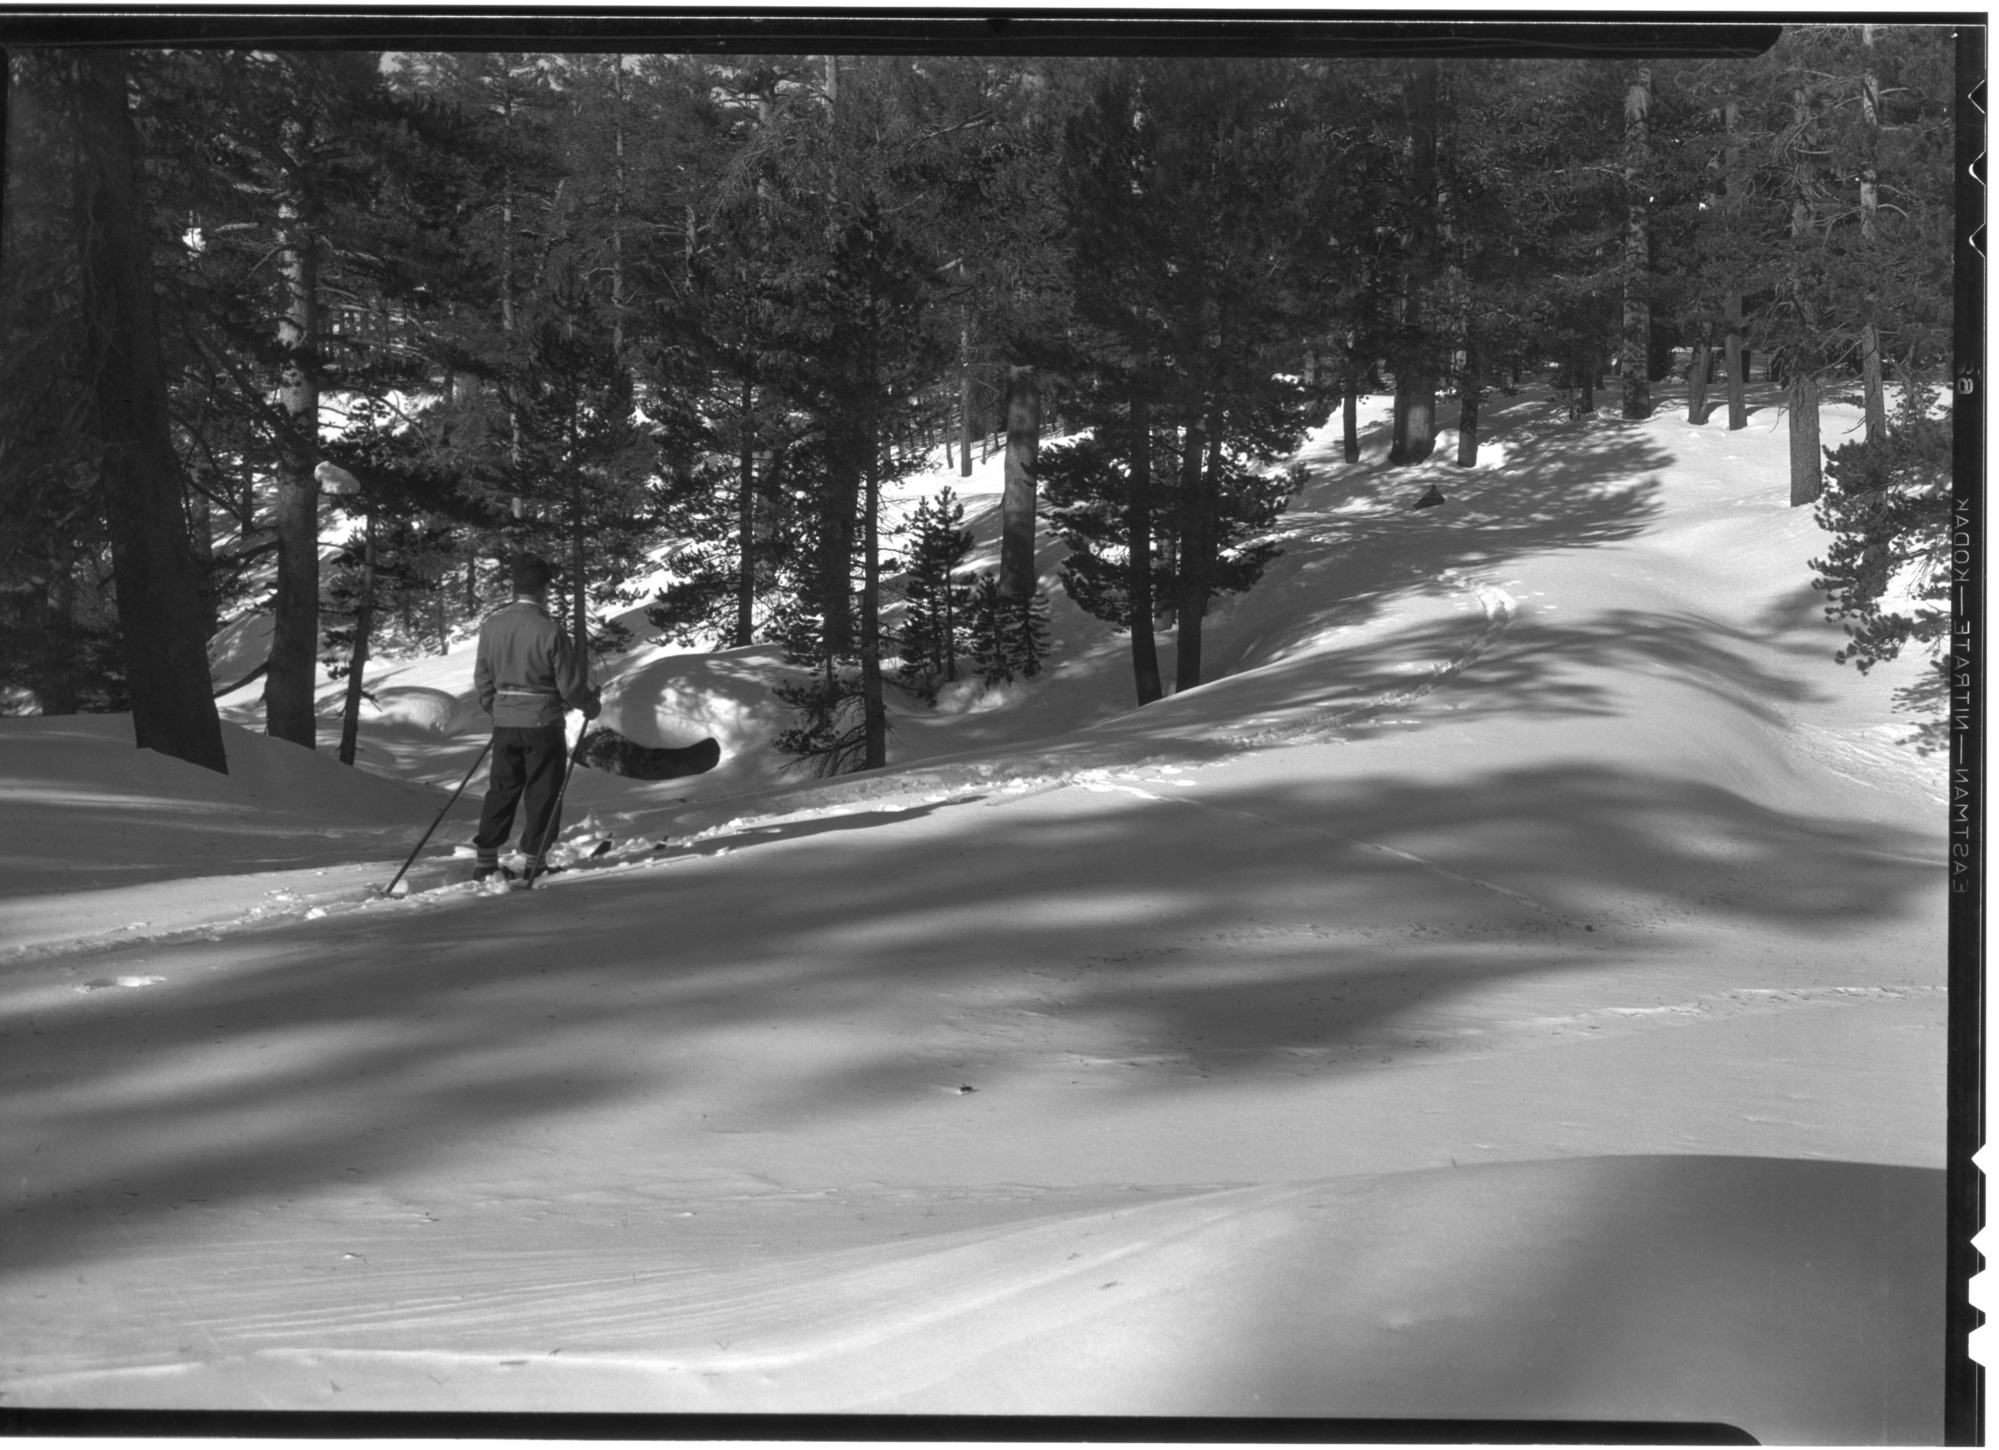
left=0, top=384, right=1949, bottom=1441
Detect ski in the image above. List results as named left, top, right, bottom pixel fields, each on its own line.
left=464, top=835, right=618, bottom=893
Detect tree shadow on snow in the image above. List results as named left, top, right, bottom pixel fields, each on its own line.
left=1200, top=1153, right=1941, bottom=1440
left=997, top=598, right=1844, bottom=768
left=0, top=754, right=1942, bottom=1283
left=1203, top=409, right=1675, bottom=681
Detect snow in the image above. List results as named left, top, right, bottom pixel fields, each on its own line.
left=0, top=384, right=1952, bottom=1441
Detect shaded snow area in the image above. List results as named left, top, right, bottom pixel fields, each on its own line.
left=1, top=387, right=1950, bottom=1441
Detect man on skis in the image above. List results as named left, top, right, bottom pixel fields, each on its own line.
left=471, top=553, right=600, bottom=885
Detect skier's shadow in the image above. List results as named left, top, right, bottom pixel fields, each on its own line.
left=658, top=796, right=979, bottom=859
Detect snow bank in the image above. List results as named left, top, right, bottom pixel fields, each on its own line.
left=0, top=383, right=1949, bottom=1439
left=0, top=714, right=441, bottom=908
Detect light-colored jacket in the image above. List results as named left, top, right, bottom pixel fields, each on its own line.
left=474, top=599, right=598, bottom=728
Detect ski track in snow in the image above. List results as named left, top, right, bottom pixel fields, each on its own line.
left=1790, top=721, right=1948, bottom=805
left=1217, top=571, right=1518, bottom=750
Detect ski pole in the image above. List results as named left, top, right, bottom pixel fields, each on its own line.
left=528, top=717, right=594, bottom=882
left=381, top=736, right=493, bottom=898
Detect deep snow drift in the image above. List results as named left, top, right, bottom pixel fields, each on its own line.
left=0, top=385, right=1950, bottom=1441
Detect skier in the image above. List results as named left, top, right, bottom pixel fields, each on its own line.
left=471, top=553, right=600, bottom=885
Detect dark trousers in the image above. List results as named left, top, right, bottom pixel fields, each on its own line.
left=473, top=724, right=568, bottom=866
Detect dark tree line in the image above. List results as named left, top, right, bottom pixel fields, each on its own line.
left=1, top=31, right=1958, bottom=774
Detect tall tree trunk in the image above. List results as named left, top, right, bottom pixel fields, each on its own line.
left=735, top=375, right=757, bottom=648
left=1126, top=393, right=1163, bottom=706
left=500, top=109, right=524, bottom=523
left=72, top=50, right=228, bottom=772
left=817, top=447, right=860, bottom=656
left=570, top=470, right=588, bottom=659
left=1723, top=100, right=1749, bottom=432
left=859, top=363, right=886, bottom=771
left=958, top=313, right=974, bottom=478
left=1788, top=375, right=1822, bottom=507
left=1687, top=335, right=1712, bottom=424
left=40, top=528, right=81, bottom=715
left=188, top=485, right=219, bottom=640
left=1173, top=416, right=1211, bottom=693
left=265, top=125, right=322, bottom=750
left=1858, top=24, right=1887, bottom=442
left=1787, top=85, right=1824, bottom=506
left=1342, top=361, right=1360, bottom=463
left=1724, top=296, right=1748, bottom=429
left=1621, top=64, right=1653, bottom=420
left=998, top=365, right=1039, bottom=600
left=1389, top=58, right=1440, bottom=465
left=1456, top=377, right=1480, bottom=466
left=337, top=512, right=376, bottom=766
left=609, top=55, right=628, bottom=365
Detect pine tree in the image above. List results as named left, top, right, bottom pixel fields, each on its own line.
left=968, top=572, right=1051, bottom=688
left=1045, top=58, right=1321, bottom=695
left=133, top=49, right=489, bottom=747
left=1809, top=384, right=1951, bottom=742
left=0, top=53, right=130, bottom=716
left=744, top=56, right=978, bottom=772
left=895, top=487, right=974, bottom=703
left=1673, top=29, right=1952, bottom=502
left=65, top=50, right=229, bottom=771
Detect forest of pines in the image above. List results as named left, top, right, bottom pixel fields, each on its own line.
left=0, top=35, right=1960, bottom=775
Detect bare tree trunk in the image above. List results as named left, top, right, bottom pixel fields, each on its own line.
left=1789, top=375, right=1822, bottom=507
left=1456, top=379, right=1480, bottom=466
left=1725, top=299, right=1748, bottom=429
left=817, top=447, right=860, bottom=656
left=1787, top=85, right=1824, bottom=506
left=1343, top=362, right=1360, bottom=463
left=1621, top=64, right=1653, bottom=420
left=40, top=528, right=81, bottom=715
left=1723, top=100, right=1749, bottom=432
left=570, top=474, right=588, bottom=658
left=500, top=108, right=524, bottom=523
left=72, top=51, right=229, bottom=772
left=609, top=55, right=628, bottom=364
left=1389, top=58, right=1440, bottom=465
left=958, top=314, right=974, bottom=478
left=1173, top=416, right=1211, bottom=693
left=1127, top=393, right=1163, bottom=706
left=187, top=484, right=219, bottom=640
left=337, top=512, right=375, bottom=766
left=735, top=369, right=757, bottom=648
left=266, top=122, right=323, bottom=750
left=1687, top=336, right=1712, bottom=423
left=998, top=365, right=1040, bottom=600
left=1859, top=25, right=1887, bottom=442
left=859, top=375, right=886, bottom=772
